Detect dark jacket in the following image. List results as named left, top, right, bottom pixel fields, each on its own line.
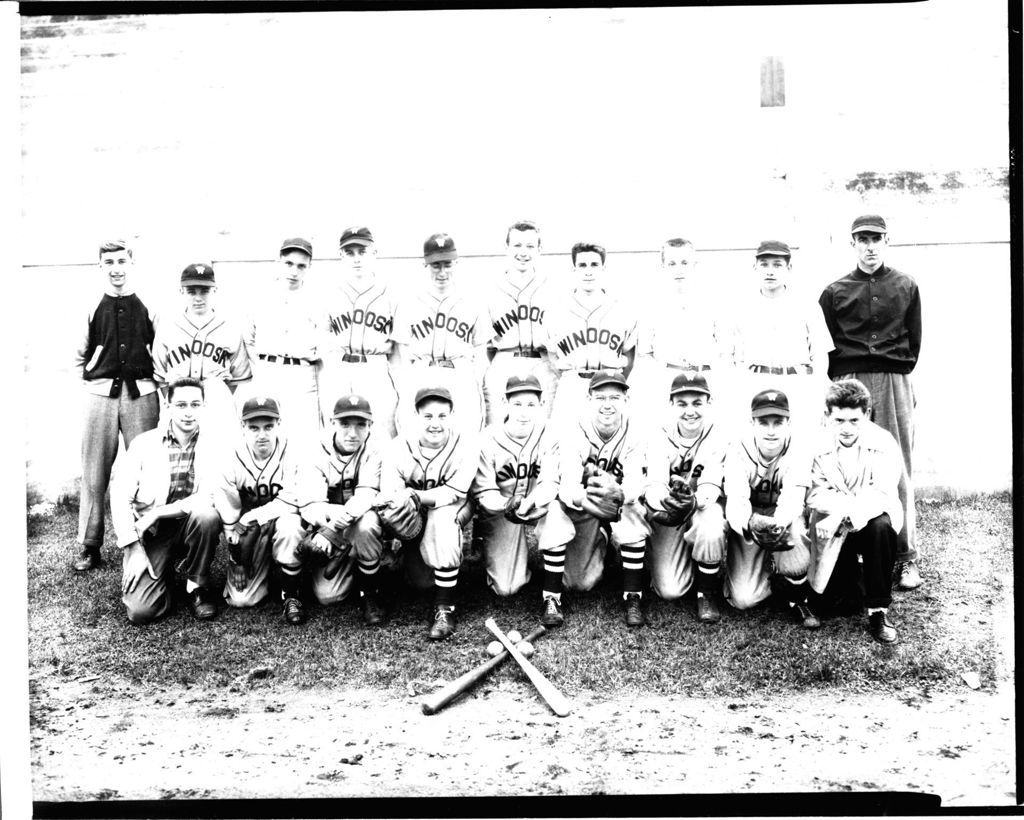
left=81, top=292, right=156, bottom=397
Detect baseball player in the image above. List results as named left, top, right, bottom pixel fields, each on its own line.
left=642, top=371, right=729, bottom=624
left=544, top=242, right=639, bottom=434
left=378, top=385, right=478, bottom=640
left=301, top=393, right=388, bottom=626
left=246, top=237, right=323, bottom=457
left=537, top=370, right=650, bottom=627
left=727, top=240, right=833, bottom=435
left=818, top=214, right=923, bottom=592
left=481, top=220, right=558, bottom=424
left=722, top=388, right=819, bottom=628
left=392, top=233, right=490, bottom=436
left=471, top=374, right=559, bottom=596
left=807, top=379, right=904, bottom=643
left=151, top=262, right=252, bottom=440
left=73, top=239, right=161, bottom=572
left=214, top=395, right=311, bottom=625
left=112, top=377, right=224, bottom=624
left=319, top=226, right=401, bottom=438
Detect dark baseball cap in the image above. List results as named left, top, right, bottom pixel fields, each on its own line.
left=750, top=389, right=790, bottom=418
left=588, top=369, right=629, bottom=393
left=669, top=371, right=711, bottom=397
left=755, top=240, right=791, bottom=258
left=424, top=233, right=458, bottom=263
left=332, top=393, right=373, bottom=421
left=414, top=385, right=453, bottom=409
left=280, top=237, right=313, bottom=257
left=241, top=395, right=282, bottom=421
left=339, top=226, right=374, bottom=249
left=180, top=262, right=216, bottom=287
left=850, top=214, right=887, bottom=235
left=505, top=374, right=543, bottom=397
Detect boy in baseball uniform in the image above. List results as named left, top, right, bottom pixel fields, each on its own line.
left=471, top=374, right=559, bottom=596
left=807, top=379, right=904, bottom=643
left=215, top=395, right=311, bottom=625
left=73, top=239, right=161, bottom=571
left=392, top=233, right=490, bottom=435
left=152, top=262, right=252, bottom=440
left=482, top=220, right=558, bottom=424
left=544, top=243, right=639, bottom=434
left=302, top=393, right=388, bottom=626
left=320, top=226, right=401, bottom=437
left=379, top=386, right=478, bottom=640
left=537, top=370, right=650, bottom=627
left=818, top=214, right=923, bottom=591
left=112, top=377, right=224, bottom=624
left=723, top=388, right=819, bottom=628
left=643, top=371, right=729, bottom=624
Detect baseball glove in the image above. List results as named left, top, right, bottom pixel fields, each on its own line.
left=503, top=494, right=546, bottom=525
left=583, top=466, right=624, bottom=522
left=227, top=521, right=261, bottom=590
left=748, top=512, right=791, bottom=552
left=376, top=491, right=426, bottom=541
left=295, top=530, right=352, bottom=580
left=645, top=474, right=697, bottom=527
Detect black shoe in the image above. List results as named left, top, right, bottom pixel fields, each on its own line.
left=361, top=592, right=384, bottom=626
left=624, top=593, right=645, bottom=627
left=541, top=596, right=564, bottom=627
left=894, top=561, right=923, bottom=591
left=73, top=546, right=101, bottom=572
left=428, top=606, right=456, bottom=641
left=282, top=596, right=307, bottom=625
left=188, top=586, right=218, bottom=621
left=696, top=594, right=721, bottom=624
left=869, top=611, right=898, bottom=644
left=792, top=602, right=821, bottom=629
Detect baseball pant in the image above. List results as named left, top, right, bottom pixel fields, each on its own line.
left=724, top=519, right=811, bottom=610
left=398, top=360, right=484, bottom=435
left=79, top=390, right=161, bottom=549
left=477, top=509, right=534, bottom=596
left=835, top=371, right=917, bottom=563
left=549, top=371, right=595, bottom=436
left=121, top=506, right=221, bottom=625
left=482, top=351, right=558, bottom=425
left=311, top=511, right=385, bottom=606
left=815, top=514, right=897, bottom=612
left=319, top=356, right=398, bottom=438
left=399, top=502, right=474, bottom=591
left=244, top=358, right=323, bottom=458
left=223, top=513, right=306, bottom=608
left=648, top=503, right=727, bottom=601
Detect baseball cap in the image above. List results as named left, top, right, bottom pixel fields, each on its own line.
left=414, top=385, right=454, bottom=409
left=339, top=226, right=374, bottom=249
left=505, top=374, right=543, bottom=397
left=180, top=262, right=216, bottom=287
left=850, top=214, right=887, bottom=235
left=750, top=389, right=790, bottom=418
left=424, top=233, right=458, bottom=264
left=332, top=393, right=373, bottom=421
left=241, top=396, right=282, bottom=421
left=755, top=240, right=791, bottom=258
left=669, top=371, right=711, bottom=398
left=280, top=237, right=313, bottom=257
left=588, top=369, right=629, bottom=393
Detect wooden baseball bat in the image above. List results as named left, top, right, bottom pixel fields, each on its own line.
left=484, top=618, right=571, bottom=718
left=421, top=625, right=546, bottom=716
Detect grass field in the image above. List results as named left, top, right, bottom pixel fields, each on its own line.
left=26, top=494, right=1011, bottom=699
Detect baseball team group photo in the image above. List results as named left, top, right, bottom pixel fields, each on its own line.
left=15, top=3, right=1014, bottom=810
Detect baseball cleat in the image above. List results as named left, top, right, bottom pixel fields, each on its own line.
left=541, top=596, right=564, bottom=627
left=360, top=592, right=384, bottom=626
left=188, top=586, right=218, bottom=621
left=624, top=593, right=645, bottom=627
left=894, top=561, right=923, bottom=591
left=428, top=605, right=456, bottom=641
left=696, top=594, right=721, bottom=624
left=792, top=602, right=821, bottom=629
left=282, top=596, right=307, bottom=625
left=73, top=546, right=101, bottom=572
left=869, top=611, right=898, bottom=644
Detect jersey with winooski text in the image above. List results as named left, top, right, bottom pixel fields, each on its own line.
left=382, top=431, right=478, bottom=500
left=726, top=436, right=810, bottom=514
left=392, top=288, right=490, bottom=362
left=545, top=291, right=638, bottom=371
left=559, top=417, right=645, bottom=504
left=485, top=272, right=551, bottom=353
left=313, top=434, right=383, bottom=505
left=646, top=422, right=727, bottom=497
left=472, top=420, right=556, bottom=509
left=214, top=437, right=307, bottom=527
left=322, top=278, right=397, bottom=357
left=152, top=312, right=252, bottom=386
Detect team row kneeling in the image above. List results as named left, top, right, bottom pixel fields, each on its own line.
left=114, top=369, right=904, bottom=645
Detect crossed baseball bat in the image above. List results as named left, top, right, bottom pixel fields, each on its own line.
left=421, top=619, right=571, bottom=717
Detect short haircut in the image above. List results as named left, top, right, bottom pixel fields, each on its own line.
left=571, top=242, right=606, bottom=265
left=506, top=220, right=540, bottom=246
left=661, top=237, right=694, bottom=263
left=824, top=378, right=872, bottom=414
left=167, top=376, right=205, bottom=402
left=415, top=395, right=453, bottom=412
left=98, top=240, right=131, bottom=260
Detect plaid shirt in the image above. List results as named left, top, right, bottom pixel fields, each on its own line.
left=164, top=423, right=199, bottom=504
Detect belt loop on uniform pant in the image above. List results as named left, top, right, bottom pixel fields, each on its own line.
left=341, top=353, right=369, bottom=363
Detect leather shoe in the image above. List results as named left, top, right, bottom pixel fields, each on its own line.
left=541, top=596, right=564, bottom=627
left=624, top=593, right=645, bottom=627
left=283, top=596, right=307, bottom=625
left=894, top=561, right=923, bottom=591
left=188, top=586, right=218, bottom=621
left=869, top=610, right=898, bottom=644
left=696, top=594, right=721, bottom=624
left=792, top=602, right=821, bottom=629
left=428, top=605, right=456, bottom=641
left=73, top=546, right=101, bottom=572
left=361, top=592, right=384, bottom=626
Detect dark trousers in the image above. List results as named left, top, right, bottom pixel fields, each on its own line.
left=818, top=514, right=897, bottom=611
